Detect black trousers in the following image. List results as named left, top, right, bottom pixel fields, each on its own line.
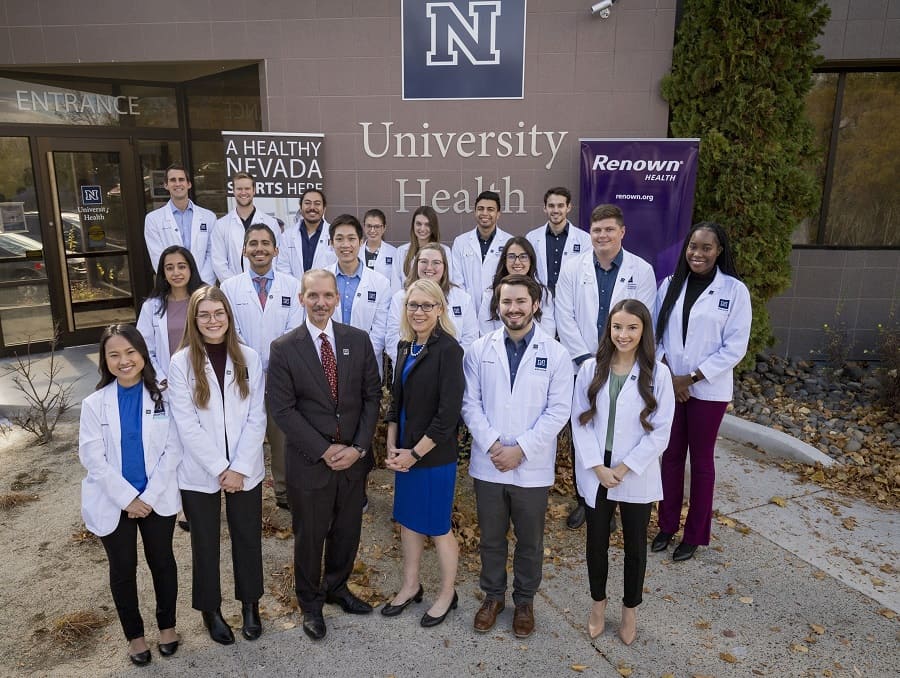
left=181, top=483, right=263, bottom=612
left=288, top=470, right=366, bottom=614
left=584, top=452, right=651, bottom=608
left=99, top=511, right=177, bottom=640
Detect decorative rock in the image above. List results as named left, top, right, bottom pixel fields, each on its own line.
left=845, top=439, right=862, bottom=454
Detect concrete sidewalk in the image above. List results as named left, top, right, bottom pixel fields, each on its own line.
left=3, top=348, right=898, bottom=677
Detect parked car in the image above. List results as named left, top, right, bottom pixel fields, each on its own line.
left=0, top=231, right=87, bottom=282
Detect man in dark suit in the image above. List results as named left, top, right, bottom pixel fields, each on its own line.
left=266, top=268, right=382, bottom=640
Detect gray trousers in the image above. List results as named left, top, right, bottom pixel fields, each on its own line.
left=473, top=478, right=550, bottom=605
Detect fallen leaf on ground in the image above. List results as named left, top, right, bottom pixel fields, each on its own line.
left=739, top=596, right=753, bottom=604
left=842, top=517, right=857, bottom=530
left=617, top=667, right=633, bottom=677
left=570, top=665, right=588, bottom=673
left=877, top=608, right=896, bottom=619
left=790, top=643, right=809, bottom=653
left=769, top=496, right=787, bottom=507
left=694, top=619, right=711, bottom=629
left=810, top=623, right=826, bottom=635
left=719, top=652, right=738, bottom=663
left=870, top=577, right=885, bottom=587
left=722, top=629, right=736, bottom=638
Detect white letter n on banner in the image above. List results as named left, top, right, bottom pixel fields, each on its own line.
left=426, top=1, right=501, bottom=66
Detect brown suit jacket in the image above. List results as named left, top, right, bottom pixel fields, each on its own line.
left=266, top=322, right=381, bottom=489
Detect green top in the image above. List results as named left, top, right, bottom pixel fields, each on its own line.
left=605, top=370, right=630, bottom=453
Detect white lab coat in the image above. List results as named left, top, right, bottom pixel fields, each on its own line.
left=571, top=358, right=675, bottom=505
left=220, top=270, right=303, bottom=370
left=655, top=269, right=752, bottom=402
left=136, top=297, right=178, bottom=381
left=326, top=263, right=392, bottom=375
left=525, top=222, right=592, bottom=290
left=144, top=200, right=217, bottom=284
left=363, top=240, right=400, bottom=295
left=462, top=323, right=573, bottom=488
left=554, top=248, right=657, bottom=372
left=392, top=242, right=455, bottom=289
left=276, top=219, right=335, bottom=278
left=78, top=384, right=183, bottom=537
left=168, top=344, right=266, bottom=493
left=451, top=227, right=512, bottom=301
left=211, top=209, right=282, bottom=283
left=477, top=284, right=556, bottom=339
left=385, top=285, right=478, bottom=364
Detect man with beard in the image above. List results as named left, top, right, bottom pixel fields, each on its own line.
left=277, top=188, right=336, bottom=278
left=461, top=274, right=572, bottom=639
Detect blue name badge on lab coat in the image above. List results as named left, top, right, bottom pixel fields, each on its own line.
left=282, top=296, right=291, bottom=307
left=368, top=291, right=377, bottom=302
left=453, top=306, right=462, bottom=316
left=719, top=299, right=730, bottom=310
left=534, top=357, right=548, bottom=370
left=573, top=243, right=581, bottom=252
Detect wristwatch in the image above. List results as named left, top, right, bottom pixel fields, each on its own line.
left=689, top=371, right=700, bottom=383
left=352, top=444, right=367, bottom=458
left=410, top=449, right=422, bottom=462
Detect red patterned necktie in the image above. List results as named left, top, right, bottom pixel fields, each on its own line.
left=253, top=276, right=267, bottom=309
left=319, top=332, right=338, bottom=402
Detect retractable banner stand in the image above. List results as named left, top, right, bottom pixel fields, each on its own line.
left=221, top=131, right=325, bottom=227
left=579, top=139, right=700, bottom=280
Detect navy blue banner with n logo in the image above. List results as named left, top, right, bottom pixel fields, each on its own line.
left=402, top=0, right=527, bottom=100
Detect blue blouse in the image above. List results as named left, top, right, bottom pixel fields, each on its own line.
left=117, top=381, right=147, bottom=493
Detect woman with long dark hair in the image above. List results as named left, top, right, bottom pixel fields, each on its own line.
left=167, top=286, right=267, bottom=645
left=136, top=245, right=206, bottom=386
left=79, top=325, right=182, bottom=666
left=650, top=222, right=751, bottom=562
left=478, top=236, right=555, bottom=337
left=571, top=299, right=674, bottom=645
left=393, top=206, right=455, bottom=288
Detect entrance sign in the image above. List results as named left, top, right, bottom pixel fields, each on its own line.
left=579, top=138, right=700, bottom=280
left=402, top=0, right=527, bottom=100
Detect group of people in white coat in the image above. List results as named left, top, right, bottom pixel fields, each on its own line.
left=80, top=169, right=751, bottom=663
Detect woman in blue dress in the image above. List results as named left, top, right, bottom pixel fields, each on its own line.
left=383, top=278, right=466, bottom=628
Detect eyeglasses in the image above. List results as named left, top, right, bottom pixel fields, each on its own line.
left=506, top=253, right=531, bottom=263
left=406, top=302, right=440, bottom=312
left=197, top=310, right=228, bottom=322
left=364, top=223, right=385, bottom=230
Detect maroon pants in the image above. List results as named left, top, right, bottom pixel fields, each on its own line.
left=657, top=398, right=728, bottom=546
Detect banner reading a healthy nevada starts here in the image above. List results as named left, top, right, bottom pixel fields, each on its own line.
left=579, top=138, right=700, bottom=281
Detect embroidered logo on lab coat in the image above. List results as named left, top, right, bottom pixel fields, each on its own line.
left=200, top=223, right=207, bottom=231
left=281, top=296, right=291, bottom=307
left=385, top=257, right=393, bottom=265
left=534, top=357, right=548, bottom=370
left=367, top=291, right=377, bottom=302
left=572, top=243, right=581, bottom=252
left=625, top=276, right=636, bottom=290
left=719, top=299, right=731, bottom=310
left=452, top=306, right=462, bottom=316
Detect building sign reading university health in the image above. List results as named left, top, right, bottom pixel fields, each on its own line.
left=402, top=0, right=527, bottom=100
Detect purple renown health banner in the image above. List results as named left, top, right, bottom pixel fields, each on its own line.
left=579, top=138, right=700, bottom=281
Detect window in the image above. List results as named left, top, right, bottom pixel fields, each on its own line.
left=804, top=70, right=900, bottom=247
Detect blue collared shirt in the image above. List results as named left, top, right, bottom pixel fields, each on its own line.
left=251, top=266, right=275, bottom=298
left=171, top=201, right=194, bottom=249
left=504, top=324, right=536, bottom=389
left=544, top=221, right=570, bottom=292
left=336, top=261, right=363, bottom=325
left=300, top=220, right=323, bottom=272
left=595, top=249, right=624, bottom=337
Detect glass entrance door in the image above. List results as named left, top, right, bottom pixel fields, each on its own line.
left=38, top=139, right=142, bottom=345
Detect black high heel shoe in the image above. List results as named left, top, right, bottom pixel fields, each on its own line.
left=382, top=584, right=424, bottom=617
left=420, top=590, right=458, bottom=628
left=129, top=649, right=151, bottom=667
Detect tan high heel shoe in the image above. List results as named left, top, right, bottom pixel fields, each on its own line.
left=618, top=605, right=637, bottom=645
left=588, top=599, right=607, bottom=639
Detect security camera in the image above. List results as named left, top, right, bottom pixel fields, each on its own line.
left=590, top=1, right=615, bottom=18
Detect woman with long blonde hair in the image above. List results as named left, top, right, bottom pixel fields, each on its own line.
left=383, top=279, right=465, bottom=628
left=167, top=286, right=267, bottom=646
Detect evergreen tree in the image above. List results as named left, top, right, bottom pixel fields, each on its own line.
left=662, top=0, right=831, bottom=360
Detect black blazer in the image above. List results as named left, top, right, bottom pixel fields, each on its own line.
left=386, top=329, right=464, bottom=468
left=266, top=322, right=382, bottom=489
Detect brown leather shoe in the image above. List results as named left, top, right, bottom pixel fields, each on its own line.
left=473, top=598, right=505, bottom=633
left=512, top=602, right=534, bottom=638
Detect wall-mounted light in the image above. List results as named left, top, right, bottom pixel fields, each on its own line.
left=590, top=0, right=616, bottom=19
